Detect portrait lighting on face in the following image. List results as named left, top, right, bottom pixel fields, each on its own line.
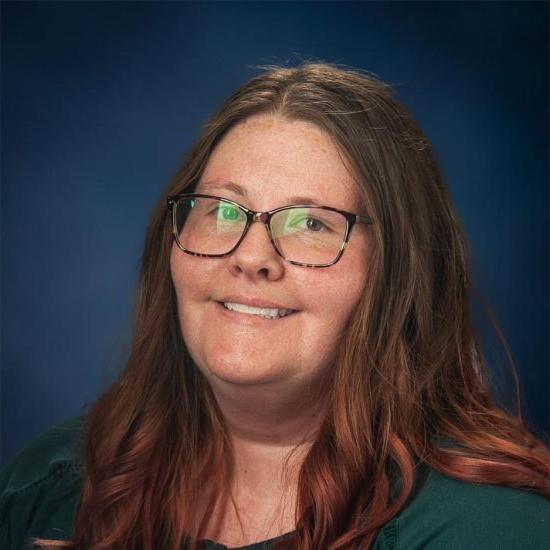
left=169, top=113, right=372, bottom=402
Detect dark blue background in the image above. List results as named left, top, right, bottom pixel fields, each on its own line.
left=2, top=1, right=548, bottom=465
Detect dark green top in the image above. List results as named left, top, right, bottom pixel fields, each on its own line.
left=1, top=416, right=549, bottom=549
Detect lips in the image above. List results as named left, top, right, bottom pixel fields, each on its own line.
left=222, top=301, right=295, bottom=319
left=217, top=295, right=297, bottom=310
left=215, top=301, right=299, bottom=322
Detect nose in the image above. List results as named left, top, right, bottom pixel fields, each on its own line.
left=227, top=218, right=285, bottom=280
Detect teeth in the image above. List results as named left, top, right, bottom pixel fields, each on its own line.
left=223, top=302, right=294, bottom=319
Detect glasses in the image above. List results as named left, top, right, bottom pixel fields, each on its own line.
left=166, top=193, right=374, bottom=267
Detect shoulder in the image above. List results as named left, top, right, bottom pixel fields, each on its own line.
left=0, top=416, right=85, bottom=548
left=0, top=415, right=85, bottom=496
left=377, top=466, right=550, bottom=550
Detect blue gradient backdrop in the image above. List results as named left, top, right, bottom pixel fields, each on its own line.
left=2, top=1, right=548, bottom=465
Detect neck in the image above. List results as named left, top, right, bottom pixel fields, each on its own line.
left=208, top=375, right=326, bottom=489
left=212, top=374, right=325, bottom=438
left=200, top=378, right=326, bottom=545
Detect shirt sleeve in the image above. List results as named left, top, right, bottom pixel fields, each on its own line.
left=0, top=418, right=85, bottom=549
left=392, top=469, right=550, bottom=550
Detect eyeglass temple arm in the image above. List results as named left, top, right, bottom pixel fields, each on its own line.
left=355, top=214, right=374, bottom=225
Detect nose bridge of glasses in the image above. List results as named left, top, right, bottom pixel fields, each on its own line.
left=239, top=210, right=278, bottom=254
left=252, top=211, right=270, bottom=224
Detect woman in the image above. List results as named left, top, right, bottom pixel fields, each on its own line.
left=1, top=62, right=549, bottom=550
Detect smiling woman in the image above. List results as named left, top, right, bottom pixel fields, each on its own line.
left=172, top=115, right=371, bottom=395
left=1, top=63, right=549, bottom=550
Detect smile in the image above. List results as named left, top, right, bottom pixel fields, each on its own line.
left=217, top=301, right=298, bottom=321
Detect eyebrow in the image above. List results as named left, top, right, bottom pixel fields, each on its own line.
left=197, top=180, right=323, bottom=206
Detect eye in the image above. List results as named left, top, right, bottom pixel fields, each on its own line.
left=304, top=217, right=327, bottom=232
left=218, top=205, right=240, bottom=220
left=205, top=202, right=241, bottom=220
left=287, top=214, right=330, bottom=233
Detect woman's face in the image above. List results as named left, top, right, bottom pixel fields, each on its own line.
left=170, top=114, right=370, bottom=394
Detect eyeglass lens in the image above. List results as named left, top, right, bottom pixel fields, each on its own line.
left=174, top=197, right=347, bottom=265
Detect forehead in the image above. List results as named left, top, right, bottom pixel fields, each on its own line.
left=197, top=114, right=361, bottom=211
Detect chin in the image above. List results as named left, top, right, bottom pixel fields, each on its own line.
left=201, top=356, right=290, bottom=387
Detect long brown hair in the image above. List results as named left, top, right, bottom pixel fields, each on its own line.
left=34, top=62, right=550, bottom=550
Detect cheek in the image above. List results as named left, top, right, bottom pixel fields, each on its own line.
left=324, top=284, right=363, bottom=333
left=299, top=269, right=366, bottom=351
left=170, top=247, right=208, bottom=341
left=314, top=264, right=367, bottom=340
left=170, top=246, right=208, bottom=302
left=306, top=248, right=367, bottom=313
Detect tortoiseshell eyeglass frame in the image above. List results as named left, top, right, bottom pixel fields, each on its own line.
left=166, top=193, right=374, bottom=268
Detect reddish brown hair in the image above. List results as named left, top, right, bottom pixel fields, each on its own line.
left=34, top=62, right=550, bottom=550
